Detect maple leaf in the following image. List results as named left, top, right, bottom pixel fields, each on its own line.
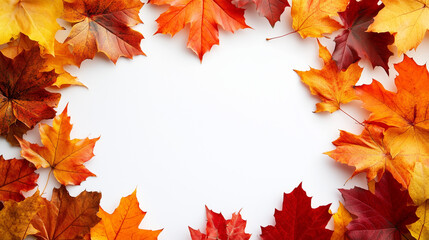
left=0, top=34, right=35, bottom=59
left=368, top=0, right=429, bottom=54
left=41, top=41, right=84, bottom=88
left=331, top=202, right=352, bottom=240
left=152, top=0, right=249, bottom=61
left=31, top=186, right=101, bottom=240
left=0, top=191, right=42, bottom=240
left=5, top=121, right=31, bottom=146
left=189, top=206, right=251, bottom=240
left=295, top=41, right=362, bottom=113
left=291, top=0, right=348, bottom=38
left=332, top=0, right=394, bottom=72
left=340, top=172, right=418, bottom=240
left=354, top=56, right=429, bottom=166
left=0, top=36, right=82, bottom=88
left=91, top=189, right=162, bottom=240
left=407, top=162, right=429, bottom=239
left=62, top=0, right=145, bottom=64
left=18, top=105, right=99, bottom=186
left=0, top=0, right=63, bottom=54
left=232, top=0, right=289, bottom=27
left=260, top=183, right=333, bottom=240
left=0, top=47, right=61, bottom=141
left=326, top=124, right=415, bottom=188
left=0, top=156, right=38, bottom=202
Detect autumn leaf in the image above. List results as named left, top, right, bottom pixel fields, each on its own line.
left=0, top=47, right=61, bottom=142
left=152, top=0, right=249, bottom=61
left=332, top=0, right=394, bottom=72
left=260, top=183, right=333, bottom=240
left=31, top=186, right=101, bottom=240
left=368, top=0, right=429, bottom=54
left=0, top=34, right=35, bottom=59
left=340, top=172, right=418, bottom=240
left=291, top=0, right=348, bottom=38
left=0, top=0, right=63, bottom=54
left=18, top=105, right=99, bottom=186
left=5, top=121, right=31, bottom=146
left=1, top=37, right=83, bottom=88
left=355, top=56, right=429, bottom=166
left=41, top=41, right=84, bottom=88
left=407, top=163, right=429, bottom=239
left=0, top=191, right=42, bottom=240
left=189, top=206, right=251, bottom=240
left=62, top=0, right=145, bottom=64
left=91, top=189, right=162, bottom=240
left=295, top=41, right=362, bottom=113
left=325, top=124, right=415, bottom=188
left=331, top=202, right=352, bottom=240
left=233, top=0, right=289, bottom=27
left=0, top=156, right=38, bottom=202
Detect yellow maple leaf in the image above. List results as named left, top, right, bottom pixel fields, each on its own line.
left=368, top=0, right=429, bottom=54
left=291, top=0, right=348, bottom=38
left=331, top=202, right=352, bottom=240
left=0, top=191, right=42, bottom=240
left=407, top=163, right=429, bottom=240
left=0, top=0, right=63, bottom=54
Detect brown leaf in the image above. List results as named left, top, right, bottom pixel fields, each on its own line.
left=31, top=186, right=101, bottom=240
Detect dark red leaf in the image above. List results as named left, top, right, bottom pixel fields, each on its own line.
left=340, top=172, right=418, bottom=240
left=332, top=0, right=394, bottom=72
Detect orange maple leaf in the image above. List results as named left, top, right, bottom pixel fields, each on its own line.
left=326, top=124, right=414, bottom=189
left=355, top=56, right=429, bottom=165
left=295, top=41, right=362, bottom=113
left=0, top=34, right=34, bottom=59
left=91, top=190, right=162, bottom=240
left=0, top=47, right=61, bottom=141
left=18, top=105, right=99, bottom=185
left=41, top=40, right=85, bottom=88
left=31, top=186, right=101, bottom=240
left=291, top=0, right=348, bottom=38
left=62, top=0, right=145, bottom=63
left=152, top=0, right=250, bottom=61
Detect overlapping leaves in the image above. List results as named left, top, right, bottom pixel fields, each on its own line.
left=1, top=0, right=429, bottom=239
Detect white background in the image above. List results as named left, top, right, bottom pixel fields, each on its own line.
left=2, top=4, right=429, bottom=240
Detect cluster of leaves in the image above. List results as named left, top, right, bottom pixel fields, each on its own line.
left=189, top=0, right=429, bottom=239
left=0, top=108, right=161, bottom=239
left=0, top=0, right=161, bottom=239
left=1, top=0, right=429, bottom=239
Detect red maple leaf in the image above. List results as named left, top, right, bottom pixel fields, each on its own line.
left=189, top=206, right=251, bottom=240
left=260, top=183, right=333, bottom=240
left=332, top=0, right=394, bottom=72
left=0, top=156, right=38, bottom=201
left=340, top=172, right=418, bottom=239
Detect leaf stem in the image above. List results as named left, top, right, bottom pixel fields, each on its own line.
left=266, top=30, right=298, bottom=41
left=41, top=168, right=53, bottom=196
left=339, top=108, right=365, bottom=127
